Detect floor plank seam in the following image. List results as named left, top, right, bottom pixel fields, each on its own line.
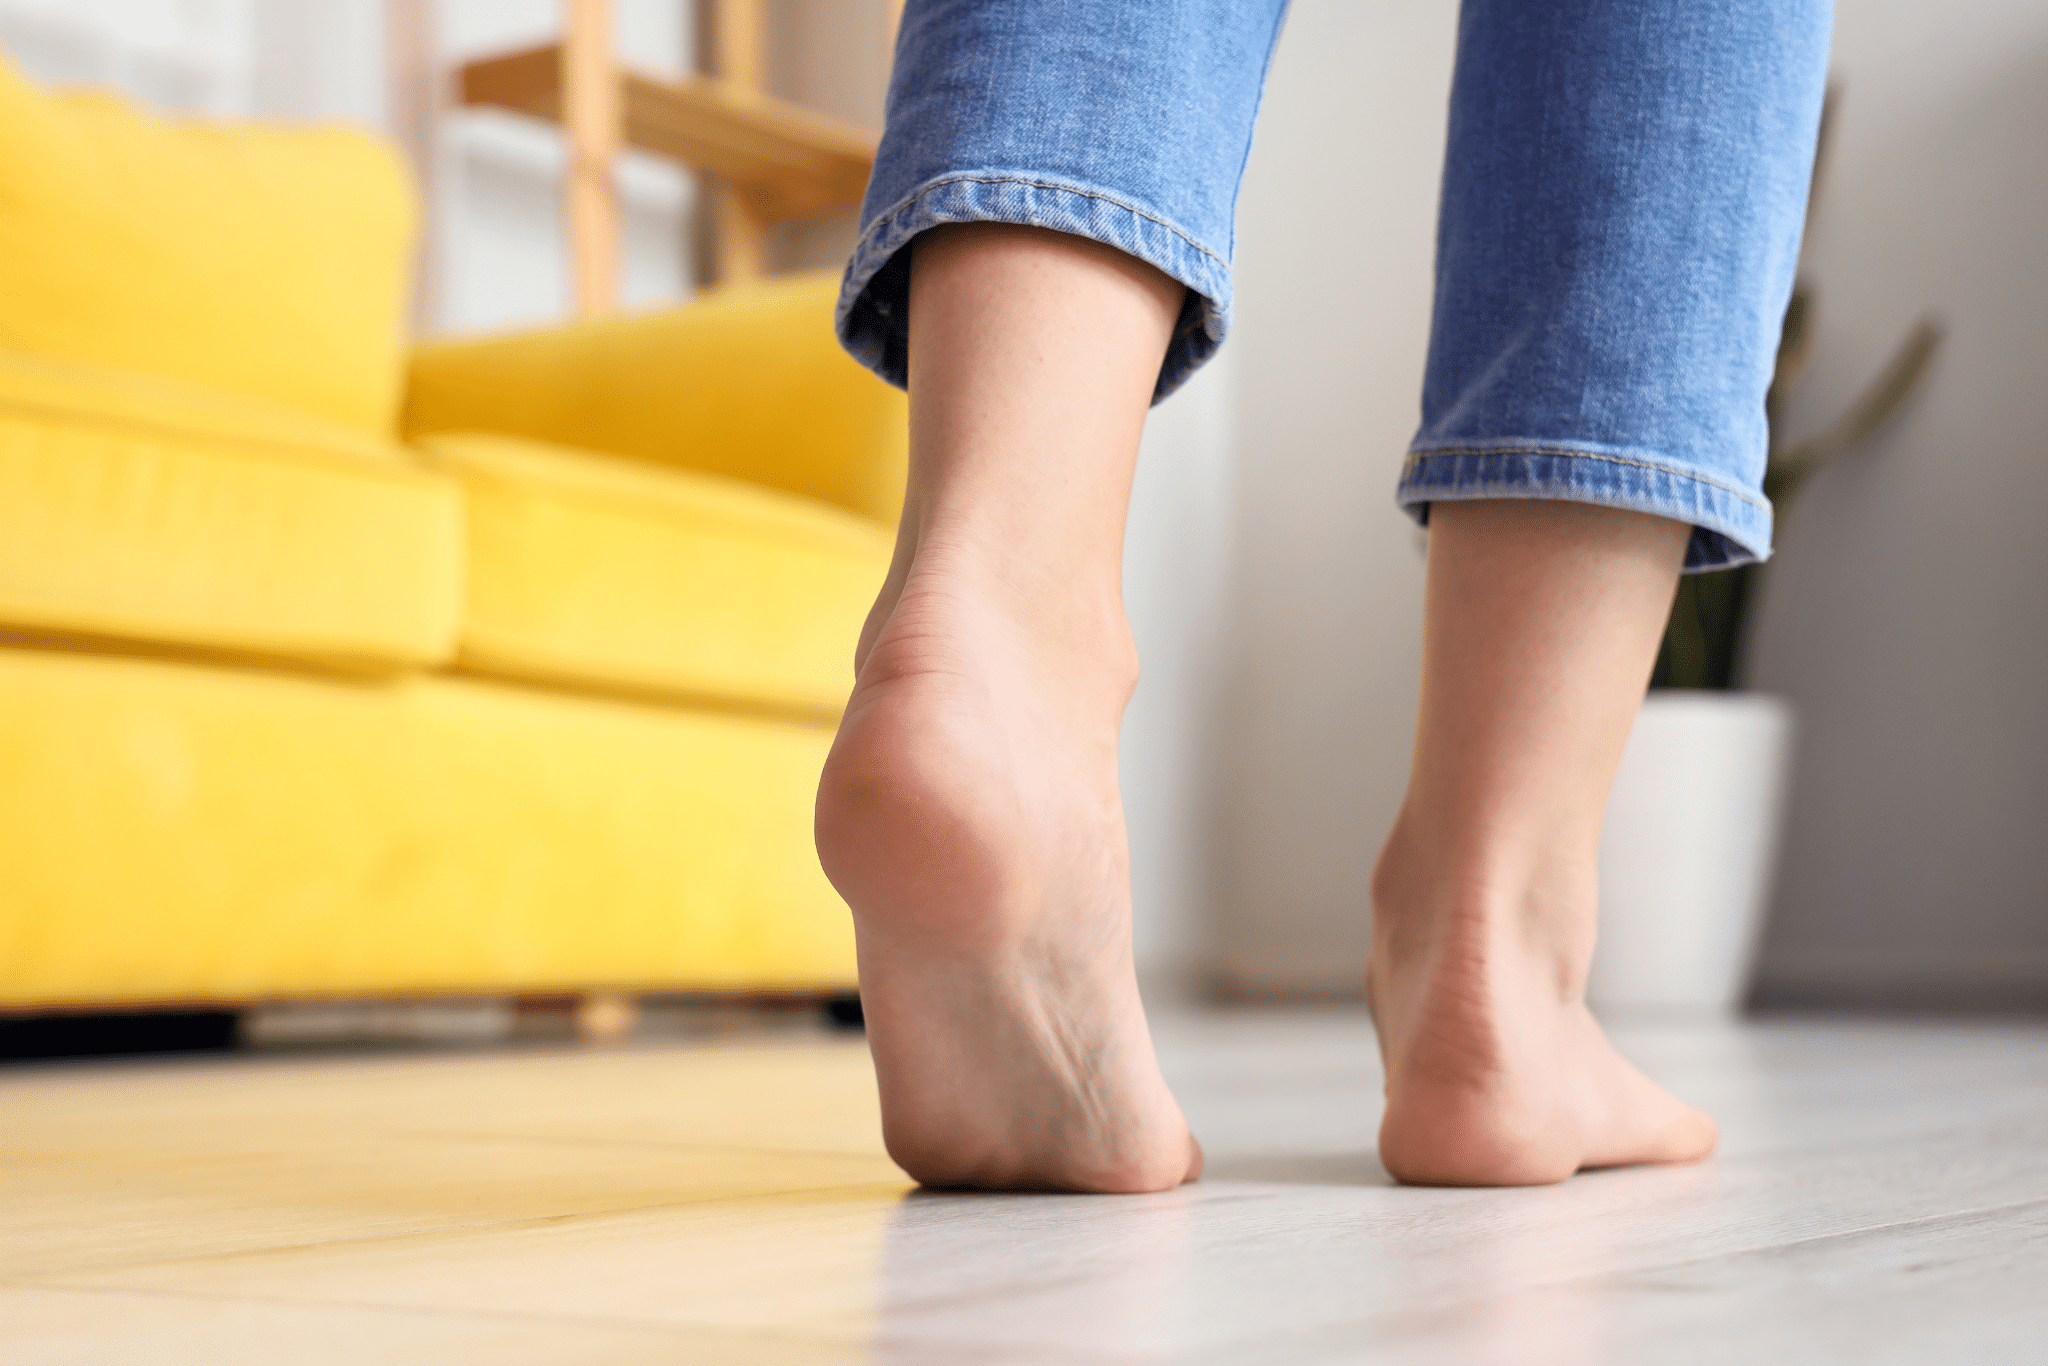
left=1634, top=1192, right=2048, bottom=1269
left=1256, top=1191, right=2048, bottom=1340
left=20, top=1178, right=916, bottom=1284
left=380, top=1127, right=892, bottom=1162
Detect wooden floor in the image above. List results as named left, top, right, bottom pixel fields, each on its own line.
left=4, top=1008, right=2045, bottom=1364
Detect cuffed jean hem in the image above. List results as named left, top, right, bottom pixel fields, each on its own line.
left=835, top=173, right=1233, bottom=403
left=1396, top=441, right=1774, bottom=572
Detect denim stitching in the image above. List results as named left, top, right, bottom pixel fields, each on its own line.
left=854, top=174, right=1229, bottom=276
left=1402, top=445, right=1768, bottom=511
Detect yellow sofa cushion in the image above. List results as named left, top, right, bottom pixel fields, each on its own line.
left=420, top=433, right=888, bottom=716
left=0, top=348, right=461, bottom=670
left=0, top=52, right=414, bottom=434
left=404, top=274, right=908, bottom=525
left=0, top=647, right=854, bottom=1007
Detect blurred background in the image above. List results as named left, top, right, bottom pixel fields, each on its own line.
left=0, top=0, right=889, bottom=324
left=1, top=0, right=2042, bottom=1061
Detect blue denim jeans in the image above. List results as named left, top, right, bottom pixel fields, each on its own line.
left=838, top=0, right=1833, bottom=570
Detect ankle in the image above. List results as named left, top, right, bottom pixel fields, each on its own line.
left=1369, top=812, right=1597, bottom=997
left=864, top=537, right=1140, bottom=699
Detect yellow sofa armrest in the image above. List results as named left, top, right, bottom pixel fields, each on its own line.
left=400, top=273, right=905, bottom=525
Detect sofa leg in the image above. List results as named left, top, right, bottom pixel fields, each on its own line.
left=574, top=992, right=638, bottom=1043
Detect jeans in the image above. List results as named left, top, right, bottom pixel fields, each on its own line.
left=837, top=0, right=1833, bottom=570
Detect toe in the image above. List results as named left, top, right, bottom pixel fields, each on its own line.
left=1658, top=1106, right=1719, bottom=1164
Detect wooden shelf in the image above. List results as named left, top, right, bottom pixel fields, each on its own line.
left=459, top=44, right=876, bottom=227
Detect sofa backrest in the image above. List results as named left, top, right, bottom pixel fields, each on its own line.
left=0, top=48, right=416, bottom=436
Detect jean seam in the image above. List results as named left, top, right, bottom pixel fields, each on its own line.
left=853, top=173, right=1229, bottom=277
left=1401, top=445, right=1769, bottom=513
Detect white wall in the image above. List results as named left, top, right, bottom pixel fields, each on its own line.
left=248, top=0, right=383, bottom=127
left=1124, top=351, right=1238, bottom=990
left=0, top=0, right=253, bottom=113
left=1207, top=0, right=1458, bottom=996
left=1746, top=0, right=2048, bottom=1009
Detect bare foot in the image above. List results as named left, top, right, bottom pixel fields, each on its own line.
left=816, top=546, right=1201, bottom=1193
left=1367, top=819, right=1718, bottom=1186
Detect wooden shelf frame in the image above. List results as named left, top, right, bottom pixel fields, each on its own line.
left=459, top=44, right=878, bottom=228
left=453, top=0, right=885, bottom=306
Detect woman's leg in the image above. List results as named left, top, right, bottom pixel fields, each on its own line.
left=1372, top=0, right=1832, bottom=1184
left=820, top=0, right=1284, bottom=1193
left=816, top=223, right=1200, bottom=1192
left=1370, top=501, right=1716, bottom=1185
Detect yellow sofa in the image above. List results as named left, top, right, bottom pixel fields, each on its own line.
left=0, top=54, right=902, bottom=1009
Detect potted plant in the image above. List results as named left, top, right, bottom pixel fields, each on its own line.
left=1589, top=94, right=1943, bottom=1016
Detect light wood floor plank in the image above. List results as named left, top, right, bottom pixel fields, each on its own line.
left=5, top=1012, right=2044, bottom=1362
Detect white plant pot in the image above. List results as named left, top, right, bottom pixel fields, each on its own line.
left=1588, top=691, right=1794, bottom=1017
